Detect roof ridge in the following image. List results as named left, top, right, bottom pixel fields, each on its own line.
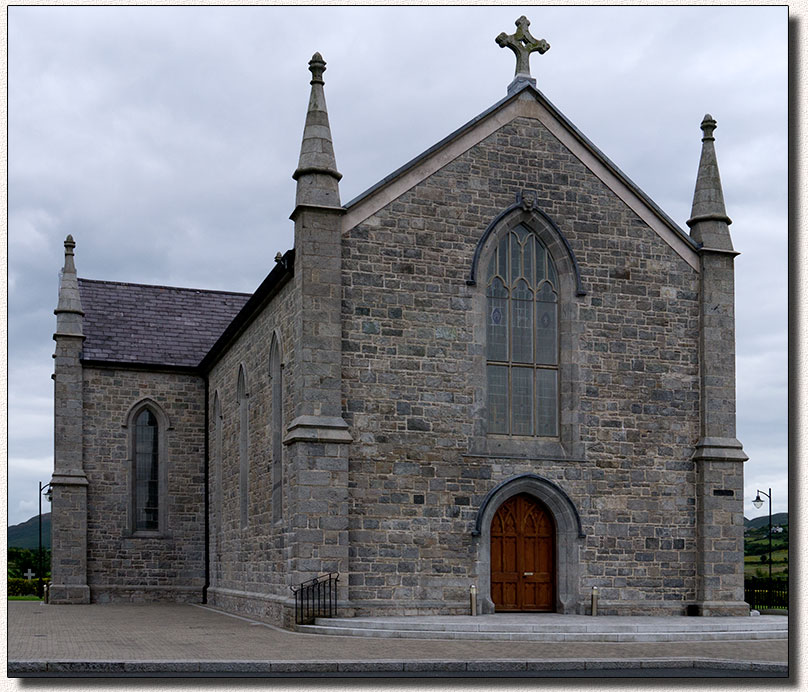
left=77, top=277, right=252, bottom=297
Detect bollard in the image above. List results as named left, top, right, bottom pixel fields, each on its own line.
left=591, top=586, right=599, bottom=616
left=470, top=585, right=477, bottom=616
left=43, top=584, right=48, bottom=604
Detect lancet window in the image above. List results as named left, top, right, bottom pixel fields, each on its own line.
left=486, top=223, right=559, bottom=437
left=134, top=408, right=160, bottom=531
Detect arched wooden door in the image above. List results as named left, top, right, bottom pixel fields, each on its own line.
left=491, top=493, right=555, bottom=611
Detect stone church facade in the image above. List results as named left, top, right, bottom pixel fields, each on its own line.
left=49, top=19, right=749, bottom=625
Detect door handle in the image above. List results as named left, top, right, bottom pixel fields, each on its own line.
left=523, top=572, right=534, bottom=576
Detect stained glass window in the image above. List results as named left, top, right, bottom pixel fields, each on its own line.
left=134, top=409, right=159, bottom=531
left=486, top=224, right=559, bottom=436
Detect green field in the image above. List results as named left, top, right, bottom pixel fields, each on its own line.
left=744, top=548, right=788, bottom=578
left=744, top=519, right=788, bottom=579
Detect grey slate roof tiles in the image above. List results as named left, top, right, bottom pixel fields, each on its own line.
left=78, top=278, right=251, bottom=368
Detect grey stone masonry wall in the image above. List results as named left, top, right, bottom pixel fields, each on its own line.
left=81, top=367, right=206, bottom=602
left=290, top=207, right=345, bottom=421
left=51, top=334, right=91, bottom=604
left=286, top=439, right=351, bottom=616
left=341, top=114, right=703, bottom=615
left=698, top=251, right=740, bottom=441
left=49, top=478, right=90, bottom=604
left=695, top=459, right=745, bottom=612
left=692, top=250, right=748, bottom=615
left=284, top=204, right=352, bottom=603
left=206, top=278, right=298, bottom=626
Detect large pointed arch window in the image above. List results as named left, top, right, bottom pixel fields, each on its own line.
left=486, top=224, right=558, bottom=437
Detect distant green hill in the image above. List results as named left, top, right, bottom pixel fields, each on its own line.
left=8, top=513, right=51, bottom=550
left=744, top=512, right=788, bottom=530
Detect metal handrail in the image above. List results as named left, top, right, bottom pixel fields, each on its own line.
left=290, top=572, right=339, bottom=625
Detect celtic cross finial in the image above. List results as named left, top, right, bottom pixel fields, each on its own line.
left=496, top=16, right=549, bottom=83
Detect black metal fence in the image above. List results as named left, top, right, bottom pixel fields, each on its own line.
left=290, top=572, right=339, bottom=625
left=744, top=578, right=788, bottom=610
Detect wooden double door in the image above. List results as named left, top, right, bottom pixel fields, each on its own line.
left=491, top=493, right=555, bottom=612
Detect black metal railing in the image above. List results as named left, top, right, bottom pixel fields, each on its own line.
left=744, top=578, right=788, bottom=610
left=290, top=572, right=339, bottom=625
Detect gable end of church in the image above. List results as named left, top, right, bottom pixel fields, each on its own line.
left=49, top=19, right=748, bottom=623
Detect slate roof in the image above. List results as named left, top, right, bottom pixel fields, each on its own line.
left=78, top=279, right=251, bottom=368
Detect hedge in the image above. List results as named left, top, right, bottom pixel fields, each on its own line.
left=8, top=578, right=41, bottom=597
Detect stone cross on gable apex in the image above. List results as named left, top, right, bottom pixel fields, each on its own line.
left=496, top=16, right=550, bottom=83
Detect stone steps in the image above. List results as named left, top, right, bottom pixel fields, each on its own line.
left=298, top=615, right=788, bottom=642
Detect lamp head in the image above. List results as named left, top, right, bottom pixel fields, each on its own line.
left=752, top=493, right=763, bottom=509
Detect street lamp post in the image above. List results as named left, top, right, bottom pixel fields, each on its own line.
left=38, top=482, right=52, bottom=599
left=752, top=488, right=772, bottom=609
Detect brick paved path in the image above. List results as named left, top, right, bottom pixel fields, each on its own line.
left=7, top=602, right=787, bottom=676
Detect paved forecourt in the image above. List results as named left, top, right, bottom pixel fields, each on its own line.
left=7, top=602, right=788, bottom=677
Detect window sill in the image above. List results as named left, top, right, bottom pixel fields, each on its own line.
left=126, top=531, right=171, bottom=539
left=469, top=436, right=571, bottom=460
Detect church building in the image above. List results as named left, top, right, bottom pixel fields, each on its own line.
left=49, top=18, right=749, bottom=625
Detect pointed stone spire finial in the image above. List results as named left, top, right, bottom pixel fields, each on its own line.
left=496, top=16, right=550, bottom=94
left=55, top=234, right=84, bottom=337
left=700, top=113, right=717, bottom=141
left=686, top=114, right=734, bottom=251
left=292, top=52, right=342, bottom=210
left=308, top=52, right=326, bottom=84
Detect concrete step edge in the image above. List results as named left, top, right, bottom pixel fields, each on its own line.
left=298, top=625, right=786, bottom=642
left=311, top=619, right=787, bottom=634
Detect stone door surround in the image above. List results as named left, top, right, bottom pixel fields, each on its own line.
left=473, top=474, right=584, bottom=614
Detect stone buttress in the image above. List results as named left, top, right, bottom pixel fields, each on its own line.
left=50, top=236, right=91, bottom=603
left=284, top=53, right=352, bottom=596
left=687, top=115, right=749, bottom=616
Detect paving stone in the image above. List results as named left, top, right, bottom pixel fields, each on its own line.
left=337, top=660, right=406, bottom=672
left=403, top=660, right=468, bottom=672
left=466, top=660, right=527, bottom=672
left=48, top=661, right=127, bottom=673
left=525, top=660, right=586, bottom=671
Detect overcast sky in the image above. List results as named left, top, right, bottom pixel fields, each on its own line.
left=7, top=6, right=788, bottom=527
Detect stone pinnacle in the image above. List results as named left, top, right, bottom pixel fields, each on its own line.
left=687, top=114, right=734, bottom=251
left=292, top=52, right=342, bottom=209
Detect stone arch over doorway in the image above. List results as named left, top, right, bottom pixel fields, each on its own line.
left=473, top=474, right=585, bottom=614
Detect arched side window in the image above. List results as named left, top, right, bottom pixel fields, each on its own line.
left=269, top=335, right=283, bottom=523
left=486, top=223, right=558, bottom=437
left=134, top=409, right=160, bottom=530
left=124, top=398, right=169, bottom=535
left=212, top=391, right=223, bottom=548
left=237, top=365, right=249, bottom=529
